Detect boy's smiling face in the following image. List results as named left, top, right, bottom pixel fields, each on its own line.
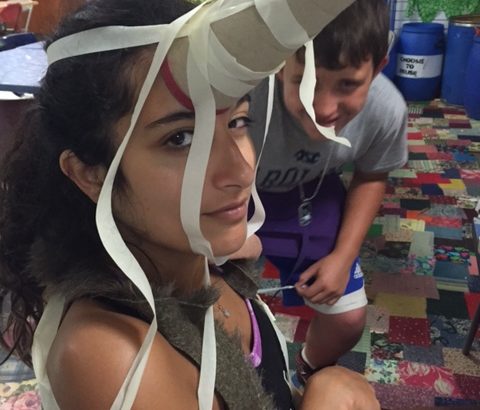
left=278, top=54, right=386, bottom=141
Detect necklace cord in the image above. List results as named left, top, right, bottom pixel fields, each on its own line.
left=299, top=143, right=336, bottom=202
left=276, top=142, right=339, bottom=286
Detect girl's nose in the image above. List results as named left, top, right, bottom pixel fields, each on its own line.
left=209, top=128, right=255, bottom=190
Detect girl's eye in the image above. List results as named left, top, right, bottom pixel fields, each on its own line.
left=165, top=130, right=193, bottom=148
left=229, top=116, right=252, bottom=129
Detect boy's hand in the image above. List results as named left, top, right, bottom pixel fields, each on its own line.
left=295, top=251, right=351, bottom=305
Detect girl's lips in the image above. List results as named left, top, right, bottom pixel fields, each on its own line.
left=205, top=201, right=248, bottom=223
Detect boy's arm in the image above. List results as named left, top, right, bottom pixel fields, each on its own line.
left=296, top=170, right=386, bottom=305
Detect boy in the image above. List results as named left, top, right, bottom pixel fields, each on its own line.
left=249, top=0, right=408, bottom=383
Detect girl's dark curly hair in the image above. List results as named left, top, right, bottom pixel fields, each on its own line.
left=0, top=0, right=193, bottom=366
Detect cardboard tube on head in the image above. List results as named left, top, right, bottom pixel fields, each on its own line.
left=167, top=0, right=355, bottom=109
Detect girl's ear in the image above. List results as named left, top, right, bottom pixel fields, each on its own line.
left=59, top=150, right=107, bottom=203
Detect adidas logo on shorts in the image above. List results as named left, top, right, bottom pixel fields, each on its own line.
left=353, top=262, right=363, bottom=279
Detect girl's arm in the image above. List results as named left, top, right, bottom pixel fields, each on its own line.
left=47, top=299, right=223, bottom=410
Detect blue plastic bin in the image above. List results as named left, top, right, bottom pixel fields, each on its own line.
left=464, top=35, right=480, bottom=119
left=441, top=15, right=480, bottom=105
left=395, top=23, right=445, bottom=101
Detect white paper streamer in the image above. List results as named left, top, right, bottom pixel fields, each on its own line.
left=198, top=274, right=217, bottom=410
left=183, top=45, right=218, bottom=409
left=299, top=40, right=351, bottom=147
left=31, top=294, right=65, bottom=410
left=247, top=74, right=276, bottom=236
left=181, top=40, right=217, bottom=262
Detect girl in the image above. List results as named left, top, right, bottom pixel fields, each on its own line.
left=0, top=0, right=379, bottom=408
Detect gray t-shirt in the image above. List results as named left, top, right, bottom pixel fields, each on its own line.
left=249, top=73, right=408, bottom=193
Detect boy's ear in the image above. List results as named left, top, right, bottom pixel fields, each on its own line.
left=373, top=56, right=389, bottom=78
left=59, top=150, right=107, bottom=203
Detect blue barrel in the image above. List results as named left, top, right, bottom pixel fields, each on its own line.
left=442, top=15, right=480, bottom=105
left=464, top=35, right=480, bottom=119
left=395, top=23, right=445, bottom=101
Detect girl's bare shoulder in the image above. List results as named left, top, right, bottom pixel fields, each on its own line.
left=47, top=299, right=203, bottom=409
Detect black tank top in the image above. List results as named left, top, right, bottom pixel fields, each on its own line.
left=251, top=301, right=294, bottom=410
left=95, top=296, right=294, bottom=409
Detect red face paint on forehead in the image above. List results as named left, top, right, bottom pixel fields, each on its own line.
left=160, top=59, right=228, bottom=115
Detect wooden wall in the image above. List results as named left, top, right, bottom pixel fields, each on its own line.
left=28, top=0, right=86, bottom=36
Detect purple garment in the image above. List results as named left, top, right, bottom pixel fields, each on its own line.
left=257, top=173, right=346, bottom=263
left=257, top=173, right=348, bottom=305
left=245, top=299, right=262, bottom=367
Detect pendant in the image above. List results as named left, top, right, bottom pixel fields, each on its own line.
left=221, top=307, right=231, bottom=318
left=215, top=303, right=231, bottom=318
left=298, top=200, right=312, bottom=227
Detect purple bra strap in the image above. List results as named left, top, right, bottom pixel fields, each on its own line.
left=245, top=299, right=262, bottom=367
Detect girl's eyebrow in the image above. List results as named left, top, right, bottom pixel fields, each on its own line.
left=146, top=94, right=250, bottom=129
left=146, top=111, right=195, bottom=128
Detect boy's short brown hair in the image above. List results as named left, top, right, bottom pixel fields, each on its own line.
left=297, top=0, right=389, bottom=70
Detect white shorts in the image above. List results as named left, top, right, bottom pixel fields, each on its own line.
left=304, top=286, right=368, bottom=315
